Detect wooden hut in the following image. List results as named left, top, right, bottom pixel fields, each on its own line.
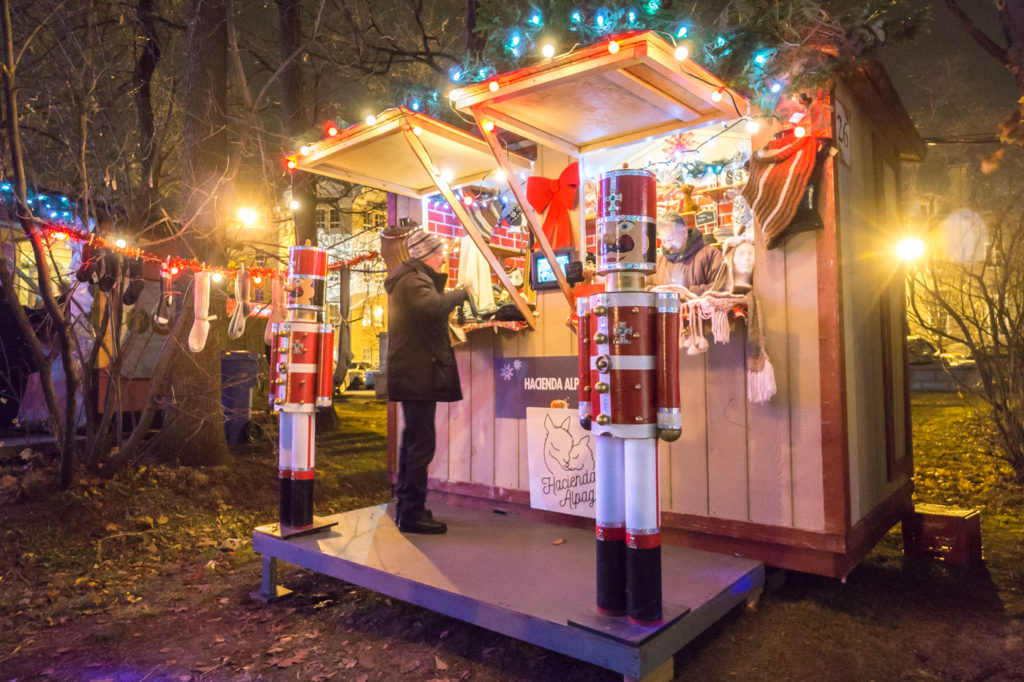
left=299, top=32, right=924, bottom=579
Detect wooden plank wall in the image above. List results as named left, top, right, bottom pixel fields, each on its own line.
left=833, top=81, right=911, bottom=525
left=660, top=213, right=824, bottom=532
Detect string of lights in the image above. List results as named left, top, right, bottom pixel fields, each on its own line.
left=38, top=223, right=378, bottom=281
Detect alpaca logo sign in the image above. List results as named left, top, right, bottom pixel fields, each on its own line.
left=494, top=356, right=579, bottom=419
left=527, top=408, right=596, bottom=518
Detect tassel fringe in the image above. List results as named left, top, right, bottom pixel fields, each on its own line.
left=747, top=354, right=777, bottom=403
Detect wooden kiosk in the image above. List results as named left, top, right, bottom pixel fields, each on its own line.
left=254, top=31, right=922, bottom=680
left=432, top=32, right=924, bottom=579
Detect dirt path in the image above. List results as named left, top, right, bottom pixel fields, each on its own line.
left=2, top=394, right=1024, bottom=680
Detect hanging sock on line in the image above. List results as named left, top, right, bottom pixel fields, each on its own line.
left=153, top=257, right=175, bottom=330
left=264, top=272, right=286, bottom=345
left=97, top=251, right=120, bottom=293
left=189, top=271, right=217, bottom=353
left=122, top=257, right=145, bottom=306
left=228, top=263, right=253, bottom=340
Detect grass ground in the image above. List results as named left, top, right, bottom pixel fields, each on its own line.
left=1, top=393, right=1023, bottom=680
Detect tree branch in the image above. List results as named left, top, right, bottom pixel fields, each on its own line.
left=945, top=0, right=1011, bottom=66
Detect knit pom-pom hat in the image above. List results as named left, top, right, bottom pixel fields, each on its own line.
left=406, top=229, right=445, bottom=260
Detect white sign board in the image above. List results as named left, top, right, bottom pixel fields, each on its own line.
left=834, top=98, right=851, bottom=167
left=526, top=407, right=596, bottom=518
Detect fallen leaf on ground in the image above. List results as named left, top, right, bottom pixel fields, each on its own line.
left=400, top=659, right=421, bottom=673
left=435, top=655, right=449, bottom=671
left=552, top=537, right=565, bottom=545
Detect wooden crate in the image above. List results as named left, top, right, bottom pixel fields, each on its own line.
left=902, top=503, right=982, bottom=566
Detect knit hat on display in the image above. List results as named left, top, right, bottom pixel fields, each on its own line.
left=406, top=229, right=445, bottom=260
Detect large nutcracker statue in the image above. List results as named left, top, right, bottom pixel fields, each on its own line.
left=577, top=169, right=681, bottom=625
left=269, top=244, right=335, bottom=532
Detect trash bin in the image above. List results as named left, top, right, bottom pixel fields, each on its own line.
left=222, top=351, right=260, bottom=445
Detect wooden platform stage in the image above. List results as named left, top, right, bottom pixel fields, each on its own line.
left=252, top=503, right=764, bottom=681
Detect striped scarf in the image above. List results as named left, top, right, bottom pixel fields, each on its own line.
left=741, top=131, right=819, bottom=250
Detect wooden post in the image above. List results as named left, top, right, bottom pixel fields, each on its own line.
left=401, top=123, right=536, bottom=328
left=470, top=106, right=576, bottom=306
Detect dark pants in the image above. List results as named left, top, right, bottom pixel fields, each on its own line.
left=396, top=400, right=437, bottom=522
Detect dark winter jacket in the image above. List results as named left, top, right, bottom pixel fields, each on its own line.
left=648, top=227, right=724, bottom=294
left=384, top=259, right=469, bottom=403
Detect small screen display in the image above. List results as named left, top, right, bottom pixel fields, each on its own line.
left=530, top=247, right=575, bottom=290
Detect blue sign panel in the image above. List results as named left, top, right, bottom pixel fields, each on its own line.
left=494, top=355, right=579, bottom=419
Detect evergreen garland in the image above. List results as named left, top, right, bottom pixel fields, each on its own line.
left=466, top=0, right=929, bottom=114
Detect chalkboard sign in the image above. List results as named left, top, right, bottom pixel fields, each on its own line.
left=695, top=208, right=717, bottom=230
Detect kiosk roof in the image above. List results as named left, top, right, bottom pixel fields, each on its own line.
left=293, top=108, right=532, bottom=198
left=451, top=31, right=749, bottom=155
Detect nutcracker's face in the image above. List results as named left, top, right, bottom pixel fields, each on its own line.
left=598, top=218, right=656, bottom=273
left=596, top=168, right=657, bottom=275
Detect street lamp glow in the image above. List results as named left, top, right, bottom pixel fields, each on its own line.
left=289, top=199, right=300, bottom=210
left=237, top=207, right=258, bottom=226
left=896, top=237, right=926, bottom=262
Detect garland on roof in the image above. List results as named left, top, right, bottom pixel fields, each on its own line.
left=466, top=0, right=927, bottom=114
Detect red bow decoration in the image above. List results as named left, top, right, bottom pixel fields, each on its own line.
left=526, top=161, right=579, bottom=250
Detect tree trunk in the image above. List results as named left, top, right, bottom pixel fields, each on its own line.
left=277, top=0, right=317, bottom=246
left=1, top=0, right=79, bottom=487
left=148, top=0, right=230, bottom=467
left=134, top=0, right=162, bottom=223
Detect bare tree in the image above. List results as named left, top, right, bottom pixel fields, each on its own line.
left=1, top=0, right=82, bottom=488
left=143, top=0, right=231, bottom=467
left=908, top=199, right=1024, bottom=480
left=946, top=0, right=1024, bottom=144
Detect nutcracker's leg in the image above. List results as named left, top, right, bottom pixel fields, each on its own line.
left=278, top=412, right=294, bottom=528
left=595, top=435, right=626, bottom=616
left=625, top=438, right=662, bottom=625
left=290, top=412, right=315, bottom=529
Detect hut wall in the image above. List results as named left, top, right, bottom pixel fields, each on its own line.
left=832, top=81, right=912, bottom=527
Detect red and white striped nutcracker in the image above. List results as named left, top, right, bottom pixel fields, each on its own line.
left=268, top=244, right=334, bottom=531
left=577, top=168, right=681, bottom=625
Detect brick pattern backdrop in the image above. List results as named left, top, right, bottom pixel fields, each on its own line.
left=425, top=197, right=528, bottom=287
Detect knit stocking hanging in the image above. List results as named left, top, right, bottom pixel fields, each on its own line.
left=189, top=271, right=216, bottom=353
left=699, top=292, right=746, bottom=345
left=741, top=131, right=819, bottom=250
left=228, top=263, right=252, bottom=340
left=264, top=271, right=286, bottom=345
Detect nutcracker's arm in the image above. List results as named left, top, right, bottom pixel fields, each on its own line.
left=577, top=297, right=592, bottom=430
left=655, top=292, right=681, bottom=442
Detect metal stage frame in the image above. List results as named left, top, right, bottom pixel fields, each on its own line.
left=253, top=502, right=764, bottom=681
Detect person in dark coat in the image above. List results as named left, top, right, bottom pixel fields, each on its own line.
left=384, top=229, right=470, bottom=534
left=647, top=212, right=723, bottom=297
